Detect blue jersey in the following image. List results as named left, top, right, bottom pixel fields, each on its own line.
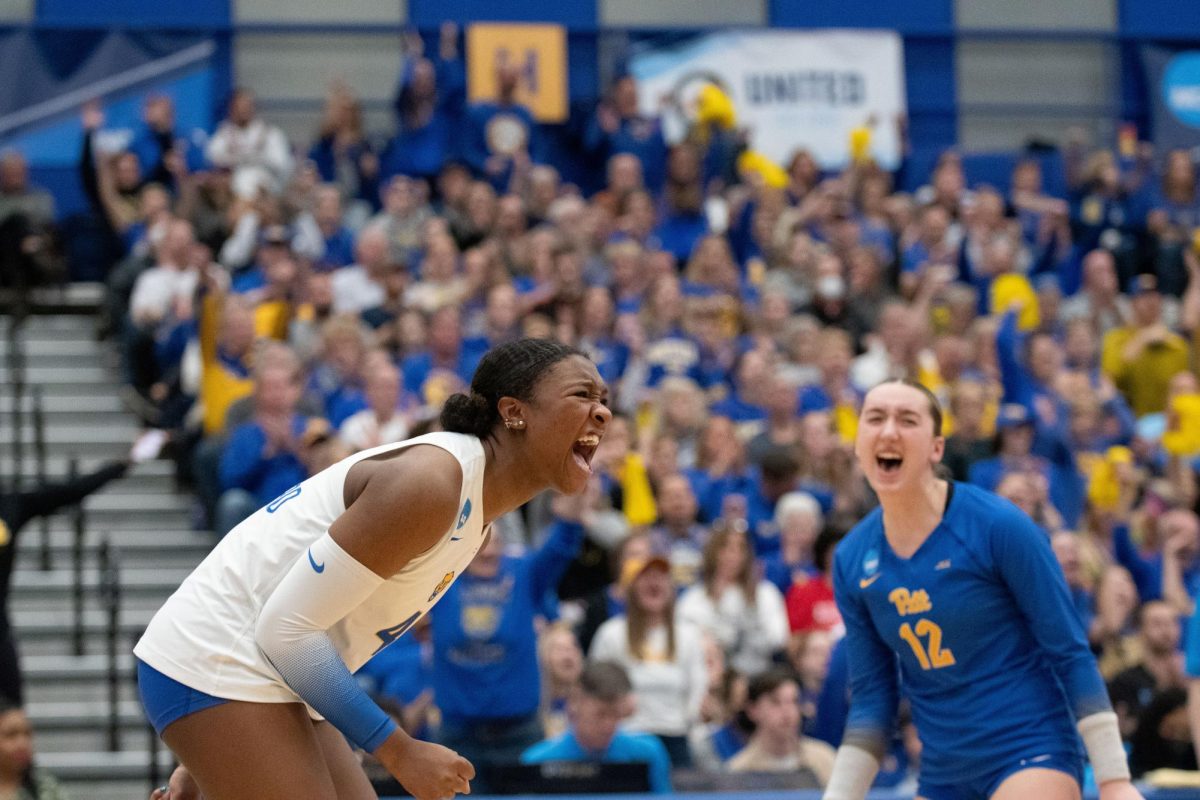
left=833, top=482, right=1110, bottom=785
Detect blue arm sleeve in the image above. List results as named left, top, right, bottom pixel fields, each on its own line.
left=831, top=546, right=899, bottom=751
left=255, top=533, right=398, bottom=752
left=1111, top=523, right=1158, bottom=602
left=990, top=505, right=1113, bottom=719
left=528, top=519, right=585, bottom=602
left=218, top=425, right=270, bottom=491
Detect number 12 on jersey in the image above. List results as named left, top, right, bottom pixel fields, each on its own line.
left=898, top=619, right=956, bottom=670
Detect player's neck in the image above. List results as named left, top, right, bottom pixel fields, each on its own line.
left=479, top=436, right=545, bottom=523
left=879, top=476, right=948, bottom=559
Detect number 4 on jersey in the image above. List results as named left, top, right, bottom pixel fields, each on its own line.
left=373, top=612, right=420, bottom=653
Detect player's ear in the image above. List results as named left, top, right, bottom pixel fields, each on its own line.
left=929, top=434, right=945, bottom=464
left=496, top=396, right=527, bottom=429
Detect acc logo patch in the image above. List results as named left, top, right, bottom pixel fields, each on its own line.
left=428, top=571, right=455, bottom=602
left=862, top=548, right=879, bottom=577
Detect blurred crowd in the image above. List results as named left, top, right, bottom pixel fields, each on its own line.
left=4, top=20, right=1200, bottom=793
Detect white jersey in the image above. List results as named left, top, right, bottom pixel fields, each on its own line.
left=134, top=432, right=488, bottom=706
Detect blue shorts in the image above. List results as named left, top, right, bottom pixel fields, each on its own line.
left=918, top=752, right=1083, bottom=800
left=137, top=659, right=229, bottom=736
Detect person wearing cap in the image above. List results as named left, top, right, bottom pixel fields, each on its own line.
left=1102, top=273, right=1190, bottom=417
left=220, top=221, right=294, bottom=289
left=967, top=402, right=1084, bottom=529
left=589, top=552, right=708, bottom=767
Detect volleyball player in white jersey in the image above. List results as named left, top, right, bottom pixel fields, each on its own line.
left=134, top=339, right=611, bottom=800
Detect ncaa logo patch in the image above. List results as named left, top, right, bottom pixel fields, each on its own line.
left=863, top=548, right=880, bottom=577
left=428, top=571, right=455, bottom=602
left=456, top=499, right=472, bottom=530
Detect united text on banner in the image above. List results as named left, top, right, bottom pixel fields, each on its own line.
left=630, top=30, right=907, bottom=170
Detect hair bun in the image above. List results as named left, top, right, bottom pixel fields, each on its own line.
left=439, top=392, right=495, bottom=438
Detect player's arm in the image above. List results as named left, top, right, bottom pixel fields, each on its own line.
left=822, top=546, right=898, bottom=800
left=989, top=506, right=1138, bottom=795
left=254, top=446, right=473, bottom=800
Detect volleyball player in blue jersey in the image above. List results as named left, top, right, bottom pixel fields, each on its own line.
left=822, top=380, right=1141, bottom=800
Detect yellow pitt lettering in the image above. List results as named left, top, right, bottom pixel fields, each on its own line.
left=888, top=587, right=933, bottom=616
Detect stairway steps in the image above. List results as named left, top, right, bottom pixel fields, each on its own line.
left=0, top=424, right=144, bottom=444
left=13, top=566, right=192, bottom=593
left=25, top=681, right=140, bottom=706
left=0, top=337, right=106, bottom=356
left=61, top=781, right=166, bottom=800
left=37, top=749, right=172, bottom=777
left=1, top=394, right=130, bottom=414
left=4, top=309, right=213, bottom=794
left=13, top=602, right=156, bottom=644
left=0, top=380, right=124, bottom=397
left=0, top=364, right=116, bottom=383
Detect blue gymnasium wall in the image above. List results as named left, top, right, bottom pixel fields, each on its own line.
left=7, top=0, right=1200, bottom=214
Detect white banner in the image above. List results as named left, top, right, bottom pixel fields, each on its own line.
left=630, top=30, right=907, bottom=171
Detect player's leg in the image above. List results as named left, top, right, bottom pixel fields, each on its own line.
left=989, top=767, right=1081, bottom=800
left=312, top=719, right=379, bottom=800
left=162, top=700, right=341, bottom=800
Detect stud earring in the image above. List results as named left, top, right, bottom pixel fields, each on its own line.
left=505, top=419, right=525, bottom=430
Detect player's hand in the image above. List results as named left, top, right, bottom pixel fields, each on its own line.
left=150, top=765, right=202, bottom=799
left=377, top=734, right=474, bottom=800
left=1098, top=779, right=1144, bottom=800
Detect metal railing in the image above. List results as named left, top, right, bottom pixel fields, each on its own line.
left=30, top=385, right=52, bottom=571
left=5, top=294, right=27, bottom=493
left=67, top=458, right=88, bottom=657
left=98, top=537, right=121, bottom=752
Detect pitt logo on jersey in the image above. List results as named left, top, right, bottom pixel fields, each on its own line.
left=889, top=587, right=933, bottom=616
left=428, top=571, right=455, bottom=602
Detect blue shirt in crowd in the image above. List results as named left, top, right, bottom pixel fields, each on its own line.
left=521, top=729, right=673, bottom=794
left=429, top=520, right=584, bottom=723
left=217, top=414, right=310, bottom=505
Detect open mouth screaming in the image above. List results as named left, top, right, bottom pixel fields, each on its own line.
left=572, top=434, right=601, bottom=474
left=876, top=453, right=903, bottom=475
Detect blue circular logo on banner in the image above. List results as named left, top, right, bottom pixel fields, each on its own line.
left=1164, top=53, right=1200, bottom=129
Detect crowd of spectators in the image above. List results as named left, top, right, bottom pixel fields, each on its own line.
left=6, top=19, right=1200, bottom=793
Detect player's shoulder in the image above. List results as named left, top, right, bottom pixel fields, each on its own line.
left=945, top=482, right=1041, bottom=550
left=950, top=482, right=1031, bottom=527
